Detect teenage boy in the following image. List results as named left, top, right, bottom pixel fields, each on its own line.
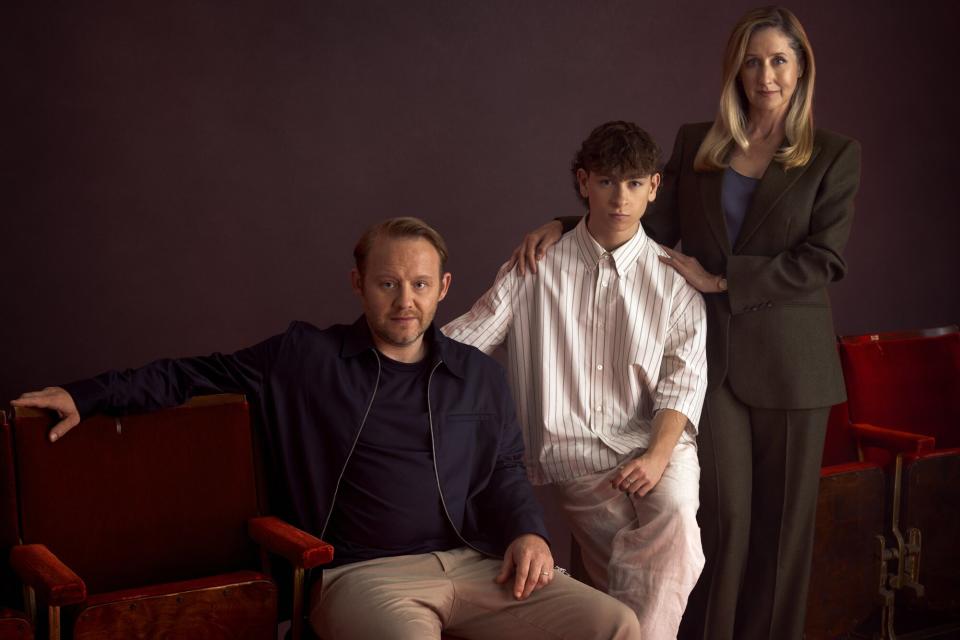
left=444, top=121, right=708, bottom=638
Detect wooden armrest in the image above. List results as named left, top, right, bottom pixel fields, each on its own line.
left=248, top=516, right=334, bottom=569
left=849, top=422, right=936, bottom=455
left=9, top=544, right=86, bottom=606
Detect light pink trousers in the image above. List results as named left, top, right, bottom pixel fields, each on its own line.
left=309, top=546, right=640, bottom=640
left=549, top=441, right=705, bottom=640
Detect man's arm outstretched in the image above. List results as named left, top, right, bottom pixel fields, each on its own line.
left=12, top=330, right=285, bottom=442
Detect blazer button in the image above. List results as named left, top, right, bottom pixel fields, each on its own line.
left=766, top=302, right=773, bottom=308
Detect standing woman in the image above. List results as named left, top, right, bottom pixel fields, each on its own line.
left=511, top=7, right=860, bottom=639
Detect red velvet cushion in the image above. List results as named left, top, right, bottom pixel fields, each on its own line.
left=247, top=516, right=334, bottom=569
left=13, top=395, right=261, bottom=594
left=903, top=446, right=960, bottom=466
left=9, top=544, right=86, bottom=606
left=75, top=570, right=275, bottom=640
left=821, top=403, right=859, bottom=468
left=820, top=461, right=876, bottom=478
left=0, top=607, right=32, bottom=640
left=840, top=332, right=960, bottom=448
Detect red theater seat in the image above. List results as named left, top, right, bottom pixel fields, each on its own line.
left=806, top=402, right=922, bottom=639
left=806, top=399, right=940, bottom=639
left=839, top=327, right=960, bottom=616
left=5, top=395, right=332, bottom=640
left=0, top=608, right=32, bottom=640
left=0, top=413, right=33, bottom=640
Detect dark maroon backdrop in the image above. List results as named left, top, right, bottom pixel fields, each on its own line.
left=5, top=0, right=959, bottom=404
left=3, top=0, right=958, bottom=514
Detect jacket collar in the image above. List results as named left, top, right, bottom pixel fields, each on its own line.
left=341, top=315, right=467, bottom=379
left=698, top=170, right=731, bottom=255
left=698, top=141, right=823, bottom=254
left=733, top=143, right=821, bottom=251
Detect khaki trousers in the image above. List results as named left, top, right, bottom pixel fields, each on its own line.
left=551, top=441, right=704, bottom=640
left=309, top=546, right=640, bottom=640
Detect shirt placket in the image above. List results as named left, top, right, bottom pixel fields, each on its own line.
left=589, top=252, right=614, bottom=435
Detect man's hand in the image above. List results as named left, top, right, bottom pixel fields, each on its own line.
left=506, top=220, right=563, bottom=276
left=610, top=451, right=670, bottom=497
left=11, top=387, right=80, bottom=442
left=494, top=533, right=555, bottom=600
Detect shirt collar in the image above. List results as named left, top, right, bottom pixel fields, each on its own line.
left=572, top=216, right=649, bottom=275
left=341, top=315, right=466, bottom=379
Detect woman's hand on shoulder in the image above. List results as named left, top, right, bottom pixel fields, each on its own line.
left=659, top=245, right=725, bottom=293
left=506, top=220, right=563, bottom=276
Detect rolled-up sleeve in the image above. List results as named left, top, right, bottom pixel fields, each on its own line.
left=442, top=262, right=516, bottom=354
left=654, top=282, right=708, bottom=433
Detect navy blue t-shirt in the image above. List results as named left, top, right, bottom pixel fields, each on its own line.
left=324, top=350, right=461, bottom=567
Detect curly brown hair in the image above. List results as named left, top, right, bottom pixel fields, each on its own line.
left=571, top=121, right=661, bottom=208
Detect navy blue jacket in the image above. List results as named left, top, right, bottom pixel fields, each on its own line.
left=63, top=317, right=549, bottom=556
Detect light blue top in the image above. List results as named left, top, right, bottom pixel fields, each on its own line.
left=721, top=166, right=760, bottom=247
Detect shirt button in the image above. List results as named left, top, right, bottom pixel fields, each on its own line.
left=597, top=364, right=603, bottom=370
left=601, top=281, right=608, bottom=287
left=595, top=405, right=602, bottom=411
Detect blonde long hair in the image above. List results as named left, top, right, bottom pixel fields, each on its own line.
left=694, top=6, right=816, bottom=171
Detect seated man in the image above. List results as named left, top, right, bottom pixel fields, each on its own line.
left=444, top=121, right=708, bottom=639
left=13, top=217, right=638, bottom=640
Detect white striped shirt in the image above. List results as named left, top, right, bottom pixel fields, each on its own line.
left=444, top=218, right=708, bottom=485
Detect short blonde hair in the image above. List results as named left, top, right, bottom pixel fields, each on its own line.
left=353, top=217, right=449, bottom=275
left=694, top=6, right=816, bottom=171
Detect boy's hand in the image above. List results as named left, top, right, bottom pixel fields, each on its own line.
left=611, top=452, right=669, bottom=497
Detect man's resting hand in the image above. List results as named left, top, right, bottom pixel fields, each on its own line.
left=495, top=533, right=555, bottom=600
left=11, top=387, right=80, bottom=442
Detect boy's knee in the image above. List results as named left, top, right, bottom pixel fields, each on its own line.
left=669, top=506, right=706, bottom=583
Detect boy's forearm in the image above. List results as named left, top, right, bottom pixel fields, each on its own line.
left=646, top=408, right=689, bottom=462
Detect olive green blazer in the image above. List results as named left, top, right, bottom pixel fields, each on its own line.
left=644, top=122, right=861, bottom=409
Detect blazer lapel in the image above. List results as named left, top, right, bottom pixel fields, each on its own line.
left=734, top=144, right=821, bottom=252
left=698, top=169, right=732, bottom=255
